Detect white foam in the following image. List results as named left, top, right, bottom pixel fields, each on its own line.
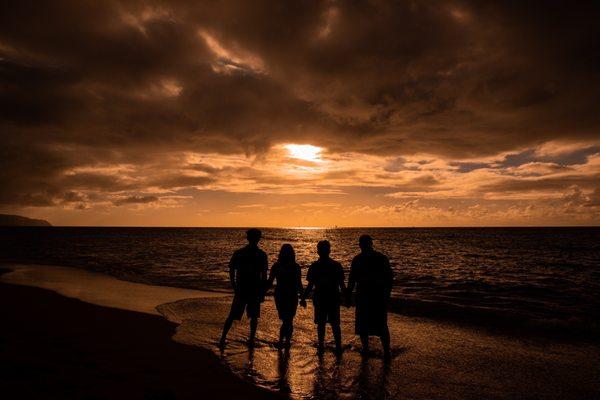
left=0, top=264, right=225, bottom=315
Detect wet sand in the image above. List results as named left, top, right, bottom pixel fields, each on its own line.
left=0, top=269, right=283, bottom=399
left=2, top=264, right=600, bottom=399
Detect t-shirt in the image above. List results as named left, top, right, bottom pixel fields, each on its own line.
left=230, top=245, right=268, bottom=296
left=306, top=258, right=345, bottom=303
left=350, top=250, right=392, bottom=299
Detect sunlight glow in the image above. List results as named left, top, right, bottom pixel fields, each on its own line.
left=284, top=144, right=323, bottom=162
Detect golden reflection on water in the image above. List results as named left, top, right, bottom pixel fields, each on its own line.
left=160, top=296, right=401, bottom=399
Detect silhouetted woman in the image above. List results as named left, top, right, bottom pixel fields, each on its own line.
left=267, top=244, right=303, bottom=348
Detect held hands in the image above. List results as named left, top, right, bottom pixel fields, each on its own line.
left=299, top=298, right=307, bottom=308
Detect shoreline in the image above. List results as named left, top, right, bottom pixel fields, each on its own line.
left=2, top=260, right=596, bottom=344
left=0, top=272, right=283, bottom=399
left=2, top=264, right=600, bottom=399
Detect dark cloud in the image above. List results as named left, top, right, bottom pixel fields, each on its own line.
left=498, top=146, right=600, bottom=168
left=150, top=175, right=215, bottom=189
left=113, top=195, right=158, bottom=206
left=0, top=0, right=599, bottom=209
left=451, top=162, right=489, bottom=173
left=387, top=174, right=442, bottom=193
left=479, top=174, right=600, bottom=194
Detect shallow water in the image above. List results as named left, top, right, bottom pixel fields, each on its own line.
left=158, top=295, right=600, bottom=400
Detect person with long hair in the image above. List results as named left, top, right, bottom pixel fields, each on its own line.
left=266, top=244, right=303, bottom=348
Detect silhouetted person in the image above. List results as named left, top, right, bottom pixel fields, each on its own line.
left=346, top=235, right=393, bottom=359
left=301, top=240, right=345, bottom=354
left=266, top=244, right=303, bottom=348
left=219, top=228, right=268, bottom=348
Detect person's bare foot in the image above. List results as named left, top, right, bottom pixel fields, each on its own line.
left=317, top=342, right=325, bottom=355
left=383, top=350, right=392, bottom=362
left=335, top=346, right=343, bottom=357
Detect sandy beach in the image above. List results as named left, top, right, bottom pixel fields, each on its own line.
left=2, top=264, right=599, bottom=400
left=0, top=267, right=284, bottom=400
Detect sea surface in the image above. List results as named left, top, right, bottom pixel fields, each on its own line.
left=1, top=227, right=599, bottom=337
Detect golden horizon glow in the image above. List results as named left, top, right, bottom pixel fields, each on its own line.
left=284, top=144, right=323, bottom=163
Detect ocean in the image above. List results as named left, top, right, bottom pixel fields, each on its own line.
left=1, top=226, right=599, bottom=338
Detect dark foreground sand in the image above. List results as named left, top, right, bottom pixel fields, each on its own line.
left=0, top=280, right=283, bottom=400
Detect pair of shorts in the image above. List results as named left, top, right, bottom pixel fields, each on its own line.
left=313, top=300, right=340, bottom=324
left=228, top=293, right=261, bottom=320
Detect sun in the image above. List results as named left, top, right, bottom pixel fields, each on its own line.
left=284, top=144, right=323, bottom=162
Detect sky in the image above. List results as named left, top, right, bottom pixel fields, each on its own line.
left=1, top=0, right=599, bottom=227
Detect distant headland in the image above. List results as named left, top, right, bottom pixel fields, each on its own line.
left=0, top=214, right=52, bottom=227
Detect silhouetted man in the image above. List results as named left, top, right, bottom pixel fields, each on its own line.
left=346, top=235, right=393, bottom=358
left=300, top=240, right=345, bottom=354
left=219, top=228, right=268, bottom=348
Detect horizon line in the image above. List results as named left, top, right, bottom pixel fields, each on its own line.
left=7, top=225, right=600, bottom=229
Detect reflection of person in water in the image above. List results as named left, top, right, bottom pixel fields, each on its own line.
left=266, top=244, right=303, bottom=348
left=301, top=240, right=346, bottom=354
left=346, top=234, right=393, bottom=358
left=219, top=228, right=268, bottom=348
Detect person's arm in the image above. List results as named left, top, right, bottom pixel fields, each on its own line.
left=383, top=255, right=393, bottom=298
left=261, top=253, right=268, bottom=282
left=338, top=263, right=347, bottom=293
left=229, top=252, right=237, bottom=292
left=338, top=263, right=347, bottom=306
left=345, top=259, right=356, bottom=306
left=266, top=263, right=277, bottom=290
left=300, top=282, right=312, bottom=308
left=296, top=264, right=304, bottom=307
left=296, top=264, right=304, bottom=297
left=300, top=265, right=313, bottom=308
left=259, top=253, right=268, bottom=301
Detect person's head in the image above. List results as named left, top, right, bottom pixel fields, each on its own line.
left=246, top=228, right=262, bottom=245
left=317, top=240, right=331, bottom=258
left=278, top=243, right=296, bottom=265
left=359, top=234, right=373, bottom=252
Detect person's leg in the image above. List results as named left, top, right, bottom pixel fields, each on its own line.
left=284, top=318, right=293, bottom=346
left=317, top=322, right=326, bottom=351
left=331, top=322, right=342, bottom=354
left=381, top=325, right=391, bottom=358
left=246, top=297, right=262, bottom=346
left=249, top=317, right=258, bottom=345
left=360, top=334, right=369, bottom=355
left=221, top=296, right=244, bottom=347
left=279, top=321, right=286, bottom=347
left=219, top=316, right=234, bottom=347
left=287, top=317, right=294, bottom=342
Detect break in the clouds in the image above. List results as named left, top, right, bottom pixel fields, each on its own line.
left=0, top=0, right=599, bottom=226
